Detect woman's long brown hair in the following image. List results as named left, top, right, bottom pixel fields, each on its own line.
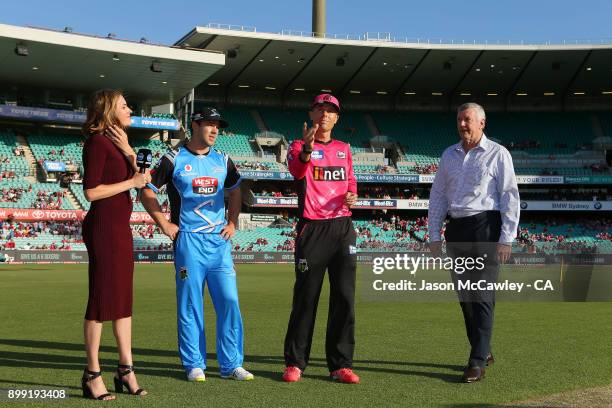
left=82, top=89, right=124, bottom=136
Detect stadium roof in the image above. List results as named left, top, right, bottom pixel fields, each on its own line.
left=0, top=24, right=225, bottom=106
left=176, top=26, right=612, bottom=101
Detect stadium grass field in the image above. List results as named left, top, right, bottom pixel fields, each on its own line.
left=1, top=263, right=612, bottom=407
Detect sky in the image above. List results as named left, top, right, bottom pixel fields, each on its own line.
left=0, top=0, right=610, bottom=46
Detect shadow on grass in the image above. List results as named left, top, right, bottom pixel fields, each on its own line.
left=443, top=405, right=557, bottom=408
left=0, top=338, right=461, bottom=384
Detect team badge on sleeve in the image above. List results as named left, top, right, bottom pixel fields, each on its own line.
left=179, top=267, right=188, bottom=280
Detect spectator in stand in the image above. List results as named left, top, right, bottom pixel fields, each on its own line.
left=235, top=161, right=271, bottom=171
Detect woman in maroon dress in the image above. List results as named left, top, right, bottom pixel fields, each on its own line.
left=81, top=89, right=150, bottom=400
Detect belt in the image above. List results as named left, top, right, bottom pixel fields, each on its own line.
left=449, top=210, right=500, bottom=223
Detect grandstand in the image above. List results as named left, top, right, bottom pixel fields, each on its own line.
left=0, top=130, right=30, bottom=177
left=0, top=179, right=74, bottom=210
left=28, top=133, right=84, bottom=166
left=0, top=22, right=610, bottom=259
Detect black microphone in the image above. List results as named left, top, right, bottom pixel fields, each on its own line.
left=136, top=148, right=159, bottom=193
left=136, top=148, right=152, bottom=172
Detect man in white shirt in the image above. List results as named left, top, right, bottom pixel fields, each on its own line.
left=428, top=102, right=520, bottom=383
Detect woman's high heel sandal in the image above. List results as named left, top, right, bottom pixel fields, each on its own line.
left=81, top=369, right=114, bottom=400
left=113, top=364, right=147, bottom=396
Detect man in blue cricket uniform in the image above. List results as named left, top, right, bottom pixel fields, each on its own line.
left=141, top=107, right=254, bottom=382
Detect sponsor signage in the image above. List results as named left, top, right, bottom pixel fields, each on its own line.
left=0, top=209, right=87, bottom=221
left=3, top=251, right=610, bottom=265
left=1, top=199, right=607, bottom=223
left=356, top=174, right=420, bottom=183
left=0, top=104, right=86, bottom=123
left=519, top=201, right=611, bottom=211
left=239, top=170, right=286, bottom=180
left=247, top=198, right=610, bottom=211
left=252, top=196, right=298, bottom=207
left=0, top=209, right=167, bottom=223
left=192, top=176, right=218, bottom=195
left=565, top=176, right=612, bottom=184
left=130, top=117, right=180, bottom=130
left=353, top=199, right=398, bottom=209
left=0, top=104, right=179, bottom=130
left=250, top=214, right=278, bottom=222
left=313, top=166, right=347, bottom=181
left=44, top=161, right=66, bottom=172
left=515, top=175, right=565, bottom=184
left=239, top=172, right=612, bottom=185
left=418, top=175, right=436, bottom=183
left=398, top=199, right=430, bottom=210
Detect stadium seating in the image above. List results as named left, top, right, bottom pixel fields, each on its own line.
left=231, top=219, right=429, bottom=252
left=486, top=112, right=596, bottom=153
left=598, top=112, right=612, bottom=137
left=12, top=232, right=85, bottom=251
left=28, top=133, right=84, bottom=166
left=149, top=113, right=176, bottom=119
left=214, top=134, right=259, bottom=156
left=220, top=106, right=260, bottom=136
left=1, top=221, right=171, bottom=251
left=29, top=133, right=171, bottom=170
left=517, top=219, right=612, bottom=254
left=333, top=111, right=374, bottom=147
left=131, top=138, right=169, bottom=158
left=258, top=108, right=308, bottom=142
left=0, top=131, right=30, bottom=177
left=1, top=180, right=75, bottom=209
left=69, top=183, right=89, bottom=210
left=131, top=190, right=169, bottom=213
left=515, top=167, right=601, bottom=176
left=232, top=226, right=293, bottom=251
left=235, top=160, right=286, bottom=172
left=133, top=231, right=171, bottom=250
left=353, top=164, right=389, bottom=174
left=258, top=108, right=374, bottom=152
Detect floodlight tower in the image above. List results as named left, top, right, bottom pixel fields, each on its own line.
left=313, top=0, right=326, bottom=38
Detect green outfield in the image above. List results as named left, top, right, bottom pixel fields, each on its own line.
left=1, top=263, right=612, bottom=407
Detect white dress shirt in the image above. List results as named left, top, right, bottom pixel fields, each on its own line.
left=428, top=134, right=520, bottom=244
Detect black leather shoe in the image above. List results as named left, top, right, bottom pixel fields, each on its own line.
left=462, top=366, right=485, bottom=383
left=486, top=352, right=495, bottom=366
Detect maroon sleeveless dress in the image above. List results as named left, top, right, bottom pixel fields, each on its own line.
left=82, top=134, right=134, bottom=321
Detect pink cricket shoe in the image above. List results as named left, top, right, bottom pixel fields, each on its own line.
left=282, top=366, right=302, bottom=382
left=330, top=368, right=360, bottom=384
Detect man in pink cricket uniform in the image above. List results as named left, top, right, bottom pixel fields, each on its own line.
left=282, top=94, right=360, bottom=384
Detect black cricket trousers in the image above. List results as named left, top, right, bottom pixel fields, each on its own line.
left=284, top=216, right=357, bottom=372
left=445, top=210, right=502, bottom=369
